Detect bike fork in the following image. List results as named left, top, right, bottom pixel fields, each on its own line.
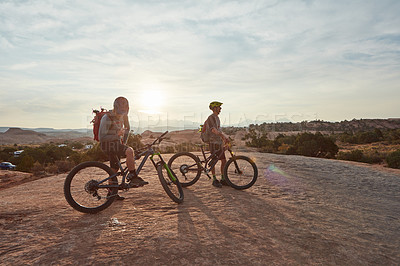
left=229, top=149, right=242, bottom=174
left=164, top=163, right=177, bottom=182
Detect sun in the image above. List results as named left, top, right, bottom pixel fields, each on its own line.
left=138, top=88, right=165, bottom=114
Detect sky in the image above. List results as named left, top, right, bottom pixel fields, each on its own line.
left=1, top=0, right=399, bottom=130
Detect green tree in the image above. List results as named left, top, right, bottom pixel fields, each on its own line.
left=126, top=133, right=145, bottom=150
left=70, top=142, right=84, bottom=149
left=243, top=128, right=271, bottom=148
left=84, top=143, right=108, bottom=162
left=17, top=155, right=35, bottom=172
left=337, top=150, right=364, bottom=162
left=289, top=132, right=338, bottom=158
left=386, top=150, right=400, bottom=169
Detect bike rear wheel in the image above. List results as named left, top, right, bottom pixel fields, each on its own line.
left=167, top=152, right=201, bottom=187
left=224, top=156, right=258, bottom=190
left=64, top=161, right=118, bottom=213
left=157, top=163, right=184, bottom=203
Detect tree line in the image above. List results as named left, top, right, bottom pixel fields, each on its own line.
left=2, top=127, right=400, bottom=174
left=247, top=118, right=400, bottom=133
left=242, top=127, right=400, bottom=169
left=1, top=133, right=207, bottom=175
left=243, top=129, right=338, bottom=159
left=0, top=134, right=145, bottom=175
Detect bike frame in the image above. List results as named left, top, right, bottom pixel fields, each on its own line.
left=150, top=152, right=177, bottom=181
left=196, top=144, right=237, bottom=178
left=96, top=133, right=176, bottom=190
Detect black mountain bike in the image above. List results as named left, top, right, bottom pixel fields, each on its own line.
left=168, top=143, right=258, bottom=190
left=64, top=131, right=183, bottom=214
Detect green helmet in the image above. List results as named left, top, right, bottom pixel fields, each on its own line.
left=209, top=101, right=223, bottom=110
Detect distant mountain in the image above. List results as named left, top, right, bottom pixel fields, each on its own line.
left=0, top=128, right=50, bottom=145
left=0, top=127, right=90, bottom=134
left=32, top=128, right=90, bottom=133
left=0, top=128, right=92, bottom=145
left=4, top=127, right=47, bottom=136
left=0, top=127, right=12, bottom=133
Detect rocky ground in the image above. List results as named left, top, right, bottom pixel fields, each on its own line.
left=1, top=152, right=399, bottom=265
left=0, top=170, right=36, bottom=191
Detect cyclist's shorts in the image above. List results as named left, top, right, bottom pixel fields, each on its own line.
left=209, top=142, right=226, bottom=160
left=100, top=141, right=128, bottom=169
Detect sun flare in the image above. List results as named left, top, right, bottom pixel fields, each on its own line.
left=138, top=88, right=165, bottom=114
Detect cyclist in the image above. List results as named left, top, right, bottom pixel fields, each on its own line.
left=99, top=96, right=148, bottom=200
left=205, top=101, right=230, bottom=188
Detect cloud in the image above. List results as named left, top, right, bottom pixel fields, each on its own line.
left=0, top=0, right=399, bottom=128
left=9, top=62, right=39, bottom=70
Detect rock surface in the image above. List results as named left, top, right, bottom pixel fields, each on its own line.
left=1, top=152, right=399, bottom=265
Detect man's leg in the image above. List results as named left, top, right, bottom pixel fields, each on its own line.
left=125, top=147, right=136, bottom=171
left=108, top=158, right=125, bottom=200
left=109, top=167, right=125, bottom=200
left=126, top=146, right=148, bottom=187
left=219, top=148, right=229, bottom=186
left=211, top=164, right=216, bottom=176
left=101, top=142, right=125, bottom=200
left=210, top=143, right=222, bottom=188
left=220, top=158, right=226, bottom=174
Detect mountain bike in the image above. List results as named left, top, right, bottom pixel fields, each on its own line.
left=64, top=131, right=183, bottom=214
left=168, top=143, right=258, bottom=190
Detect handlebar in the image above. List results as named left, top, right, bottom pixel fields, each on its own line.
left=150, top=131, right=169, bottom=146
left=134, top=131, right=169, bottom=160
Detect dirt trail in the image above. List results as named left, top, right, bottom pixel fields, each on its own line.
left=1, top=153, right=399, bottom=265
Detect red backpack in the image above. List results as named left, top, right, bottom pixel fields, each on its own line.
left=91, top=108, right=109, bottom=141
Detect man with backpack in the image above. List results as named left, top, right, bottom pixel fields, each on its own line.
left=203, top=101, right=231, bottom=188
left=99, top=96, right=148, bottom=200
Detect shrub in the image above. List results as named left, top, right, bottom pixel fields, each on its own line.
left=70, top=142, right=84, bottom=149
left=361, top=151, right=384, bottom=164
left=244, top=129, right=270, bottom=148
left=69, top=153, right=83, bottom=164
left=260, top=142, right=277, bottom=153
left=163, top=146, right=175, bottom=154
left=17, top=155, right=35, bottom=172
left=337, top=129, right=384, bottom=144
left=174, top=142, right=200, bottom=153
left=290, top=132, right=338, bottom=158
left=337, top=150, right=384, bottom=164
left=386, top=150, right=400, bottom=169
left=337, top=150, right=364, bottom=162
left=45, top=164, right=59, bottom=174
left=126, top=133, right=145, bottom=150
left=277, top=143, right=290, bottom=154
left=244, top=131, right=338, bottom=158
left=32, top=161, right=45, bottom=176
left=84, top=143, right=108, bottom=162
left=55, top=160, right=75, bottom=173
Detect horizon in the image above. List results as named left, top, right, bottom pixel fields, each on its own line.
left=1, top=117, right=399, bottom=133
left=1, top=1, right=400, bottom=129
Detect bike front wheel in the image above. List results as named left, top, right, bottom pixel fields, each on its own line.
left=167, top=152, right=202, bottom=187
left=64, top=161, right=118, bottom=214
left=157, top=163, right=184, bottom=203
left=224, top=156, right=258, bottom=190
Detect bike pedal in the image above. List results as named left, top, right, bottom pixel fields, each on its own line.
left=128, top=183, right=142, bottom=188
left=120, top=183, right=129, bottom=190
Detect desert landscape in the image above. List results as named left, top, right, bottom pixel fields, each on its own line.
left=3, top=0, right=400, bottom=264
left=1, top=150, right=399, bottom=265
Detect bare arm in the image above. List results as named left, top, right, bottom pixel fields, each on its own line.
left=211, top=127, right=229, bottom=143
left=122, top=114, right=130, bottom=144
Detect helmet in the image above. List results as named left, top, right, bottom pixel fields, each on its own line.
left=113, top=96, right=129, bottom=115
left=209, top=101, right=223, bottom=110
